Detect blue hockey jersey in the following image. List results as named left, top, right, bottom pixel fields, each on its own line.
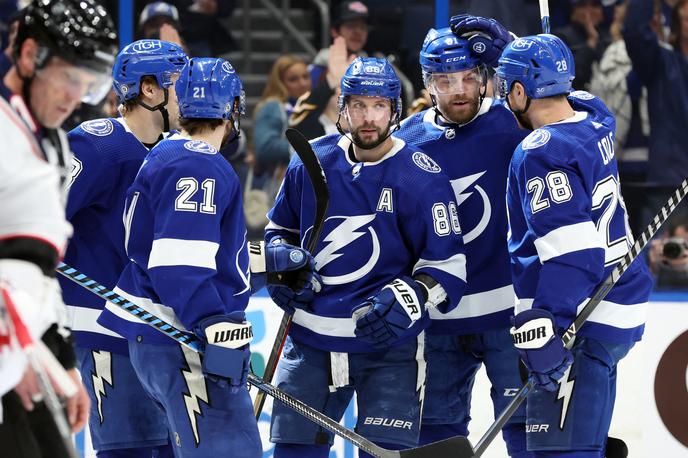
left=266, top=135, right=467, bottom=353
left=61, top=118, right=150, bottom=354
left=97, top=134, right=251, bottom=344
left=396, top=98, right=528, bottom=334
left=507, top=91, right=653, bottom=343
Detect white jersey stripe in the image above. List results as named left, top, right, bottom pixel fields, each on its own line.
left=413, top=253, right=467, bottom=282
left=534, top=221, right=604, bottom=263
left=429, top=284, right=516, bottom=320
left=66, top=304, right=124, bottom=338
left=517, top=298, right=647, bottom=329
left=148, top=238, right=219, bottom=270
left=104, top=287, right=188, bottom=331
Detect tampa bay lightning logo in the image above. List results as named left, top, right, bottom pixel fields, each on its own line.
left=184, top=140, right=217, bottom=154
left=570, top=90, right=595, bottom=100
left=82, top=119, right=114, bottom=137
left=511, top=38, right=534, bottom=51
left=522, top=129, right=552, bottom=150
left=412, top=152, right=442, bottom=173
left=308, top=215, right=380, bottom=285
left=451, top=171, right=491, bottom=244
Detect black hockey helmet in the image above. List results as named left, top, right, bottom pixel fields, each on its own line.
left=14, top=0, right=118, bottom=103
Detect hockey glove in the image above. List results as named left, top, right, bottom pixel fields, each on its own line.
left=193, top=311, right=252, bottom=393
left=264, top=238, right=322, bottom=315
left=352, top=277, right=428, bottom=348
left=510, top=309, right=573, bottom=392
left=449, top=14, right=514, bottom=67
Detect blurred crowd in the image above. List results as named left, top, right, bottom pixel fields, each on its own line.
left=1, top=0, right=687, bottom=288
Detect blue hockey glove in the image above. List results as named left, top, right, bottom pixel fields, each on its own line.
left=449, top=14, right=513, bottom=67
left=352, top=277, right=428, bottom=348
left=193, top=311, right=252, bottom=393
left=265, top=238, right=321, bottom=315
left=510, top=309, right=574, bottom=392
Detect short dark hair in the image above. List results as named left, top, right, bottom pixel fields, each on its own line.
left=178, top=117, right=224, bottom=135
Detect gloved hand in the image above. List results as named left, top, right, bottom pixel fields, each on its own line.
left=265, top=238, right=321, bottom=315
left=193, top=311, right=252, bottom=392
left=449, top=14, right=514, bottom=67
left=352, top=277, right=428, bottom=347
left=510, top=309, right=573, bottom=392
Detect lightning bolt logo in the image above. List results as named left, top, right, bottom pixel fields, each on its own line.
left=91, top=350, right=113, bottom=424
left=450, top=171, right=491, bottom=243
left=181, top=346, right=209, bottom=446
left=313, top=215, right=380, bottom=285
left=556, top=365, right=575, bottom=430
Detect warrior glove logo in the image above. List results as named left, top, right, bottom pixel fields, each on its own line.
left=205, top=321, right=253, bottom=349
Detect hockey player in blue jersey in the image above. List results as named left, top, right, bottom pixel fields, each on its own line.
left=265, top=57, right=468, bottom=458
left=496, top=34, right=653, bottom=456
left=394, top=21, right=532, bottom=457
left=95, top=56, right=318, bottom=457
left=62, top=39, right=187, bottom=458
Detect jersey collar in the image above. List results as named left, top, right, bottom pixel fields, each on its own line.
left=337, top=135, right=406, bottom=167
left=546, top=110, right=588, bottom=126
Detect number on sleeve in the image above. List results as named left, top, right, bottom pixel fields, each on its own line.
left=432, top=203, right=451, bottom=236
left=526, top=170, right=573, bottom=213
left=526, top=177, right=550, bottom=213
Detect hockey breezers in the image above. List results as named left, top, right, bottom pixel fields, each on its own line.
left=253, top=127, right=330, bottom=419
left=461, top=177, right=688, bottom=458
left=56, top=262, right=473, bottom=458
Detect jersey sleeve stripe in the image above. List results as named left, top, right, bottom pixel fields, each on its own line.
left=147, top=238, right=219, bottom=270
left=429, top=284, right=516, bottom=320
left=412, top=253, right=467, bottom=282
left=517, top=298, right=647, bottom=329
left=65, top=304, right=124, bottom=338
left=292, top=309, right=355, bottom=337
left=533, top=221, right=604, bottom=262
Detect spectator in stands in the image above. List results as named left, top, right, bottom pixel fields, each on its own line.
left=555, top=0, right=612, bottom=90
left=624, top=0, right=688, bottom=221
left=311, top=1, right=369, bottom=86
left=254, top=54, right=311, bottom=169
left=291, top=37, right=352, bottom=139
left=648, top=218, right=688, bottom=288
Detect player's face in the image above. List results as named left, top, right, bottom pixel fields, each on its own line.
left=427, top=68, right=484, bottom=125
left=165, top=73, right=182, bottom=131
left=345, top=95, right=393, bottom=148
left=30, top=57, right=100, bottom=128
left=333, top=19, right=368, bottom=53
left=282, top=62, right=311, bottom=100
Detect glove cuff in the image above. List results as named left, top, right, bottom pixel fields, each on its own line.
left=248, top=241, right=266, bottom=273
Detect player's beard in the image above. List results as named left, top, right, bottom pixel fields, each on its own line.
left=351, top=123, right=390, bottom=150
left=513, top=111, right=534, bottom=131
left=220, top=122, right=237, bottom=149
left=438, top=94, right=480, bottom=125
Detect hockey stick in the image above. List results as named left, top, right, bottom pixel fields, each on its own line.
left=463, top=177, right=688, bottom=458
left=253, top=127, right=330, bottom=419
left=55, top=262, right=473, bottom=458
left=539, top=0, right=551, bottom=33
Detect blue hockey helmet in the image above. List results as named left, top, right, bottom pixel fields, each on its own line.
left=112, top=39, right=187, bottom=103
left=339, top=57, right=402, bottom=122
left=176, top=57, right=245, bottom=120
left=419, top=27, right=482, bottom=75
left=496, top=34, right=575, bottom=99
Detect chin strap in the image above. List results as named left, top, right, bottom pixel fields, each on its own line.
left=136, top=88, right=171, bottom=133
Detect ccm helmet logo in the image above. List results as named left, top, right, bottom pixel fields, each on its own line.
left=444, top=56, right=466, bottom=62
left=132, top=40, right=162, bottom=52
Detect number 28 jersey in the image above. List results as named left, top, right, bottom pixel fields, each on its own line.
left=507, top=91, right=653, bottom=344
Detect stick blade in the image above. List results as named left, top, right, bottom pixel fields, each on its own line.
left=399, top=436, right=474, bottom=458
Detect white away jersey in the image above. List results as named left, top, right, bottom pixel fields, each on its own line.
left=98, top=134, right=251, bottom=343
left=267, top=135, right=467, bottom=353
left=507, top=91, right=653, bottom=343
